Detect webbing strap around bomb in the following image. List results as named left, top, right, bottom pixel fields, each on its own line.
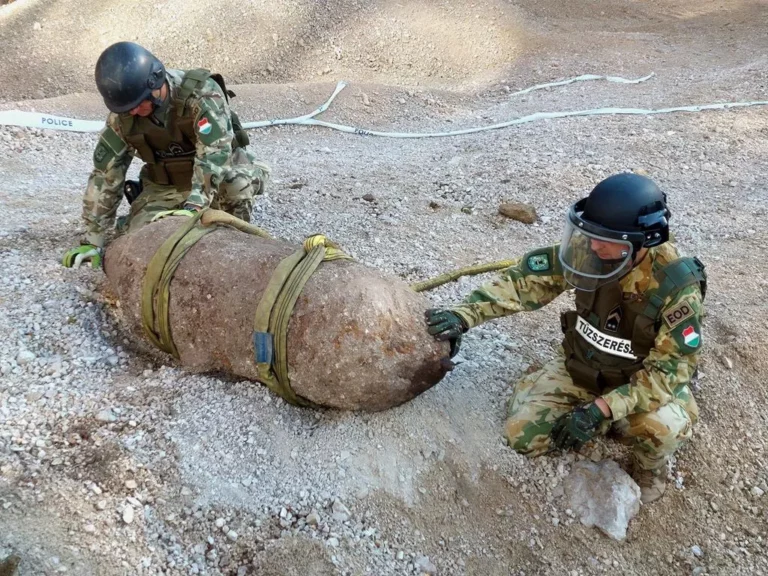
left=252, top=235, right=350, bottom=407
left=141, top=209, right=271, bottom=359
left=141, top=210, right=350, bottom=407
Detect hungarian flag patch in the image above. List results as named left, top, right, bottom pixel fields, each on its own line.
left=681, top=325, right=700, bottom=347
left=197, top=117, right=213, bottom=135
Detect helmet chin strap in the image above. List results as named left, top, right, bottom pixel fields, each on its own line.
left=149, top=84, right=170, bottom=126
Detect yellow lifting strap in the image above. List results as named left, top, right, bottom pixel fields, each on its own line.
left=252, top=234, right=351, bottom=407
left=141, top=208, right=272, bottom=358
left=409, top=259, right=516, bottom=292
left=140, top=208, right=350, bottom=407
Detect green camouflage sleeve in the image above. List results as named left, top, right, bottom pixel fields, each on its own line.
left=450, top=245, right=569, bottom=328
left=602, top=284, right=704, bottom=421
left=185, top=78, right=237, bottom=208
left=82, top=115, right=133, bottom=247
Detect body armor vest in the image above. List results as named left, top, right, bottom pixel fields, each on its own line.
left=560, top=256, right=706, bottom=394
left=117, top=69, right=249, bottom=190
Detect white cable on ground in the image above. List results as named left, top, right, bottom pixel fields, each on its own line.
left=1, top=73, right=766, bottom=138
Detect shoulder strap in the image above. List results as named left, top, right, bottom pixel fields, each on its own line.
left=175, top=68, right=214, bottom=118
left=642, top=256, right=707, bottom=320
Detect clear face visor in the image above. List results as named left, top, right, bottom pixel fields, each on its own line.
left=558, top=221, right=635, bottom=291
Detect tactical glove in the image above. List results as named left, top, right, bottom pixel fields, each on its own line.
left=62, top=244, right=103, bottom=269
left=425, top=308, right=468, bottom=358
left=550, top=403, right=606, bottom=451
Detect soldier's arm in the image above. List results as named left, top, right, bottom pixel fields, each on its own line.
left=601, top=284, right=704, bottom=421
left=186, top=79, right=236, bottom=208
left=82, top=116, right=133, bottom=248
left=451, top=245, right=569, bottom=329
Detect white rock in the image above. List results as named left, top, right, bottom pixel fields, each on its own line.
left=125, top=480, right=138, bottom=490
left=415, top=555, right=437, bottom=574
left=215, top=517, right=226, bottom=528
left=691, top=545, right=703, bottom=558
left=751, top=486, right=764, bottom=498
left=16, top=350, right=36, bottom=365
left=227, top=530, right=238, bottom=542
left=96, top=409, right=117, bottom=423
left=122, top=506, right=135, bottom=524
left=563, top=460, right=641, bottom=541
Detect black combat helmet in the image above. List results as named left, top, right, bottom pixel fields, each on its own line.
left=558, top=173, right=671, bottom=291
left=95, top=41, right=166, bottom=113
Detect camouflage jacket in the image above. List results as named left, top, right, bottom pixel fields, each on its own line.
left=451, top=242, right=705, bottom=421
left=81, top=68, right=240, bottom=247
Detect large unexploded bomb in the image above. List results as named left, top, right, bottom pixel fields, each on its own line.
left=103, top=211, right=451, bottom=411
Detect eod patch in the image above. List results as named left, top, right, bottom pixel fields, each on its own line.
left=663, top=300, right=695, bottom=329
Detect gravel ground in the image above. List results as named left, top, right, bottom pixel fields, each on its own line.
left=2, top=1, right=768, bottom=575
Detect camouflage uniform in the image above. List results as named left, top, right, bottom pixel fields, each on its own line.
left=450, top=241, right=704, bottom=472
left=82, top=68, right=271, bottom=248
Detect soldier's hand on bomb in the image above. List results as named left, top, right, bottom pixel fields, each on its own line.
left=425, top=309, right=468, bottom=357
left=62, top=244, right=103, bottom=269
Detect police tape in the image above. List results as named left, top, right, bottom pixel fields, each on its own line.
left=0, top=110, right=105, bottom=132
left=1, top=73, right=767, bottom=138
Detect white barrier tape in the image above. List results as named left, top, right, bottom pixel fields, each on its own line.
left=1, top=73, right=767, bottom=139
left=281, top=100, right=768, bottom=139
left=0, top=110, right=105, bottom=133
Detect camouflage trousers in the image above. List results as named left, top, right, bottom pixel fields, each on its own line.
left=122, top=148, right=270, bottom=233
left=504, top=355, right=698, bottom=471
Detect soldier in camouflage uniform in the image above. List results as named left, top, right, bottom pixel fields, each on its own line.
left=426, top=173, right=706, bottom=503
left=63, top=41, right=270, bottom=268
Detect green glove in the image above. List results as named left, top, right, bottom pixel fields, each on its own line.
left=425, top=308, right=467, bottom=357
left=550, top=403, right=606, bottom=451
left=62, top=245, right=102, bottom=269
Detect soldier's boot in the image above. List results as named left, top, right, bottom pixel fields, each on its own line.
left=219, top=174, right=254, bottom=223
left=0, top=554, right=21, bottom=576
left=225, top=199, right=253, bottom=223
left=631, top=457, right=667, bottom=504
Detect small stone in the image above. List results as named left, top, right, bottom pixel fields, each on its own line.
left=362, top=193, right=376, bottom=202
left=710, top=501, right=720, bottom=512
left=181, top=487, right=192, bottom=496
left=122, top=506, right=135, bottom=524
left=16, top=350, right=36, bottom=365
left=215, top=518, right=226, bottom=528
left=125, top=480, right=138, bottom=490
left=307, top=513, right=319, bottom=526
left=33, top=21, right=42, bottom=30
left=723, top=357, right=733, bottom=369
left=227, top=530, right=238, bottom=542
left=96, top=500, right=107, bottom=511
left=691, top=545, right=703, bottom=558
left=327, top=537, right=339, bottom=547
left=397, top=551, right=405, bottom=561
left=83, top=523, right=96, bottom=533
left=415, top=555, right=437, bottom=574
left=96, top=409, right=117, bottom=423
left=751, top=486, right=764, bottom=498
left=498, top=202, right=537, bottom=224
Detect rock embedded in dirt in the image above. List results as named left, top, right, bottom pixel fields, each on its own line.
left=498, top=202, right=538, bottom=224
left=563, top=460, right=641, bottom=541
